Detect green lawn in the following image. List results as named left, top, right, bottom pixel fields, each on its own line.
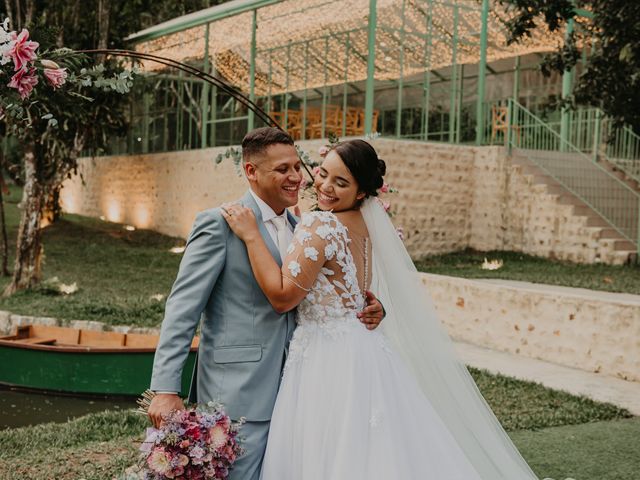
left=0, top=185, right=183, bottom=327
left=1, top=189, right=636, bottom=478
left=1, top=186, right=638, bottom=327
left=0, top=370, right=634, bottom=480
left=416, top=249, right=640, bottom=295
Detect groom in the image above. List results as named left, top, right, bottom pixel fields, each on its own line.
left=148, top=127, right=384, bottom=480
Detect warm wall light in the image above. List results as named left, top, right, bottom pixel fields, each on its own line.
left=133, top=203, right=152, bottom=229
left=170, top=246, right=186, bottom=254
left=124, top=225, right=136, bottom=231
left=106, top=199, right=123, bottom=223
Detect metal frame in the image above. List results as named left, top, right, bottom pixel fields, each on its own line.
left=122, top=0, right=608, bottom=155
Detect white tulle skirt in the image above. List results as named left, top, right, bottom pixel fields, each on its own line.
left=260, top=317, right=483, bottom=480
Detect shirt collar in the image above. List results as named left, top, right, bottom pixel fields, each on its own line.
left=249, top=189, right=287, bottom=224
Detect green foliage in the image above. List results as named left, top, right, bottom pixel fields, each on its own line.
left=0, top=1, right=232, bottom=50
left=501, top=0, right=640, bottom=131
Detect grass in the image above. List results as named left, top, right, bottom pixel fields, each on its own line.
left=0, top=371, right=634, bottom=480
left=0, top=185, right=183, bottom=327
left=416, top=248, right=640, bottom=295
left=469, top=367, right=632, bottom=431
left=511, top=417, right=640, bottom=480
left=1, top=186, right=638, bottom=327
left=0, top=410, right=146, bottom=480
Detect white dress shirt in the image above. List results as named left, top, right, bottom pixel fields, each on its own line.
left=249, top=189, right=294, bottom=246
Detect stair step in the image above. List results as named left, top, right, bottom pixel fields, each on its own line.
left=572, top=205, right=591, bottom=215
left=531, top=173, right=551, bottom=182
left=599, top=228, right=624, bottom=239
left=519, top=165, right=541, bottom=175
left=614, top=240, right=637, bottom=251
left=544, top=185, right=565, bottom=195
left=586, top=216, right=610, bottom=227
left=558, top=194, right=584, bottom=206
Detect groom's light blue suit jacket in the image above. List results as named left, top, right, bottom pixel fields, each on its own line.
left=150, top=191, right=298, bottom=421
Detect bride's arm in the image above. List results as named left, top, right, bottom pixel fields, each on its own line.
left=222, top=205, right=325, bottom=313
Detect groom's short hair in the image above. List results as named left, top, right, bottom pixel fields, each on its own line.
left=242, top=127, right=294, bottom=163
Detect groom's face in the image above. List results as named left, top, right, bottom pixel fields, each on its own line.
left=245, top=143, right=302, bottom=214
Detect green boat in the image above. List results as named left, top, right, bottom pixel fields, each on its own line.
left=0, top=324, right=198, bottom=397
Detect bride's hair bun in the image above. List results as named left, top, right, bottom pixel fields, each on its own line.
left=333, top=140, right=386, bottom=198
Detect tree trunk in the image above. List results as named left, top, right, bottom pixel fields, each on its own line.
left=4, top=0, right=14, bottom=29
left=3, top=147, right=44, bottom=295
left=96, top=0, right=110, bottom=61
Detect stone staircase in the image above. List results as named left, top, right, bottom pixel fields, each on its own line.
left=511, top=152, right=637, bottom=265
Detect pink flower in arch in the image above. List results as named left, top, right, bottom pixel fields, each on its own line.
left=318, top=145, right=329, bottom=157
left=8, top=67, right=38, bottom=99
left=8, top=29, right=39, bottom=71
left=379, top=182, right=390, bottom=193
left=312, top=166, right=321, bottom=176
left=44, top=67, right=67, bottom=89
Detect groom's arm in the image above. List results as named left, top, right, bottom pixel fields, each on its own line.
left=150, top=209, right=227, bottom=394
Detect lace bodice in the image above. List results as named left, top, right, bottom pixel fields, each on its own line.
left=283, top=211, right=368, bottom=326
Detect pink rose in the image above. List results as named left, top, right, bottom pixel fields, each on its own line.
left=8, top=29, right=39, bottom=71
left=44, top=67, right=67, bottom=89
left=318, top=145, right=329, bottom=157
left=312, top=166, right=321, bottom=176
left=8, top=67, right=38, bottom=99
left=379, top=182, right=390, bottom=193
left=382, top=200, right=391, bottom=212
left=299, top=177, right=309, bottom=189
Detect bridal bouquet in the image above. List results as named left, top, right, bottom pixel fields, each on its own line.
left=138, top=402, right=244, bottom=480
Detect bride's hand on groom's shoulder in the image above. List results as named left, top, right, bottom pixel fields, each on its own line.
left=221, top=203, right=259, bottom=241
left=148, top=393, right=185, bottom=428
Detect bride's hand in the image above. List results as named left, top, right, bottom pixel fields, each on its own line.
left=221, top=203, right=260, bottom=241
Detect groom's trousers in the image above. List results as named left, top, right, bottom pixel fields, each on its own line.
left=230, top=420, right=270, bottom=480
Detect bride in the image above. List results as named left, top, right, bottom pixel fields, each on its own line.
left=221, top=139, right=539, bottom=479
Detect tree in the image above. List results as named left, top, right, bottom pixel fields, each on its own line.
left=0, top=0, right=232, bottom=294
left=0, top=22, right=134, bottom=294
left=501, top=0, right=640, bottom=132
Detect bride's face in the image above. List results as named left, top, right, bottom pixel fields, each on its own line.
left=314, top=150, right=365, bottom=212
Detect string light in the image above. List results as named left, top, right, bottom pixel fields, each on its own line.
left=133, top=0, right=571, bottom=95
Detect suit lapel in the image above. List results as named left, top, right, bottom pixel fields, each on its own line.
left=241, top=191, right=283, bottom=266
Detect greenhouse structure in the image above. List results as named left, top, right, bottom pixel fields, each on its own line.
left=119, top=0, right=638, bottom=252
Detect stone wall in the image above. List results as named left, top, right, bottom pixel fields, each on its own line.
left=3, top=273, right=637, bottom=382
left=423, top=273, right=640, bottom=382
left=61, top=138, right=628, bottom=263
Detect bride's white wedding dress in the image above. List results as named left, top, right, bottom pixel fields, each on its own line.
left=260, top=200, right=539, bottom=480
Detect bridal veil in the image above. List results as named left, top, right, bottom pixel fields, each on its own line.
left=362, top=198, right=539, bottom=479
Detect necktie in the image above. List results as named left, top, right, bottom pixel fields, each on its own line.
left=271, top=216, right=289, bottom=261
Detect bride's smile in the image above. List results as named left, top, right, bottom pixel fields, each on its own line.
left=314, top=150, right=365, bottom=212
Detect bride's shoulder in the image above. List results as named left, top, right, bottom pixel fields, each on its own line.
left=298, top=211, right=347, bottom=237
left=300, top=210, right=337, bottom=226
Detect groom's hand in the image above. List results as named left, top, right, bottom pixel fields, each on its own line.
left=358, top=291, right=385, bottom=330
left=148, top=393, right=185, bottom=428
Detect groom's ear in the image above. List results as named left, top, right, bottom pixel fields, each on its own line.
left=244, top=161, right=257, bottom=181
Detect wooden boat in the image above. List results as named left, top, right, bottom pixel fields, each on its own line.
left=0, top=324, right=199, bottom=396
